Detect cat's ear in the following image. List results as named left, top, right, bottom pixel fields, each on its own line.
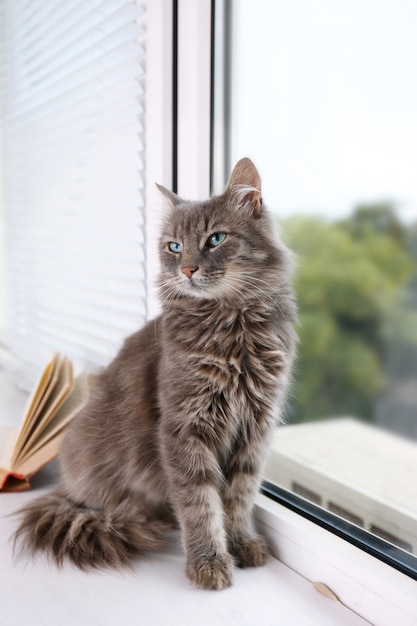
left=225, top=157, right=263, bottom=218
left=155, top=183, right=183, bottom=210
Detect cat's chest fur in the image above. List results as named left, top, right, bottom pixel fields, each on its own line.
left=159, top=301, right=285, bottom=449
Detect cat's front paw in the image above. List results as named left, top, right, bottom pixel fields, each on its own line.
left=186, top=554, right=233, bottom=590
left=229, top=535, right=269, bottom=568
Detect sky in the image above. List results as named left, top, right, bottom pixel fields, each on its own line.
left=230, top=0, right=417, bottom=223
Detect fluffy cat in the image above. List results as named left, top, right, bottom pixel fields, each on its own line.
left=15, top=158, right=297, bottom=590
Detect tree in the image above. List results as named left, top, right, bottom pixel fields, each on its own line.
left=280, top=209, right=415, bottom=424
left=341, top=202, right=405, bottom=242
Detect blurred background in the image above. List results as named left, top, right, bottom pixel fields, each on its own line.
left=229, top=0, right=417, bottom=441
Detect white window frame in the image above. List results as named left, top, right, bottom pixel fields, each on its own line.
left=254, top=495, right=417, bottom=626
left=144, top=0, right=175, bottom=320
left=176, top=0, right=212, bottom=200
left=146, top=0, right=213, bottom=318
left=147, top=0, right=213, bottom=316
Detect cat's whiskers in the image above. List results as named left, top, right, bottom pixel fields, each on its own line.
left=220, top=276, right=254, bottom=307
left=160, top=271, right=283, bottom=318
left=159, top=279, right=184, bottom=313
left=237, top=273, right=285, bottom=313
left=222, top=272, right=278, bottom=309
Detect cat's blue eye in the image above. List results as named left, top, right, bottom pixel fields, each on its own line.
left=207, top=232, right=227, bottom=248
left=168, top=242, right=182, bottom=253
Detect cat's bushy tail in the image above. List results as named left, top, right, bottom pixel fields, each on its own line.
left=13, top=488, right=167, bottom=570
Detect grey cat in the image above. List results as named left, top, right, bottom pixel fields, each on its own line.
left=15, top=158, right=297, bottom=590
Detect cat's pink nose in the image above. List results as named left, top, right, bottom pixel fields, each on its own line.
left=181, top=266, right=199, bottom=278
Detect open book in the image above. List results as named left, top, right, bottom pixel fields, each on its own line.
left=0, top=354, right=89, bottom=492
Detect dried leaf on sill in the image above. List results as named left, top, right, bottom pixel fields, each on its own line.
left=313, top=582, right=341, bottom=603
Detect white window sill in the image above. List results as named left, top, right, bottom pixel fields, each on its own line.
left=255, top=494, right=417, bottom=626
left=1, top=479, right=367, bottom=626
left=0, top=369, right=415, bottom=625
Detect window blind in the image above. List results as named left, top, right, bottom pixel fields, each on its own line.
left=0, top=0, right=148, bottom=388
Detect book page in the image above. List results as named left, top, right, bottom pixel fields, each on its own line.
left=11, top=357, right=73, bottom=465
left=12, top=353, right=58, bottom=453
left=12, top=430, right=65, bottom=479
left=0, top=424, right=19, bottom=472
left=14, top=373, right=89, bottom=467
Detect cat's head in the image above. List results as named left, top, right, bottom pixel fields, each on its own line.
left=157, top=158, right=292, bottom=307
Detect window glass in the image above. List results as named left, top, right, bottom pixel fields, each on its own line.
left=227, top=0, right=417, bottom=555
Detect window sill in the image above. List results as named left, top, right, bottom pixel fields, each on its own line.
left=2, top=477, right=367, bottom=626
left=0, top=369, right=414, bottom=625
left=255, top=492, right=417, bottom=626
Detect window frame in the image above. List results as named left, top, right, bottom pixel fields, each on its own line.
left=144, top=0, right=175, bottom=320
left=262, top=480, right=417, bottom=581
left=254, top=493, right=417, bottom=626
left=175, top=0, right=212, bottom=200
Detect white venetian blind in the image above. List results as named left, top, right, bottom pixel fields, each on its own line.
left=0, top=0, right=148, bottom=386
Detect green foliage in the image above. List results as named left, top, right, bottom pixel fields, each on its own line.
left=341, top=202, right=406, bottom=242
left=280, top=204, right=416, bottom=423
